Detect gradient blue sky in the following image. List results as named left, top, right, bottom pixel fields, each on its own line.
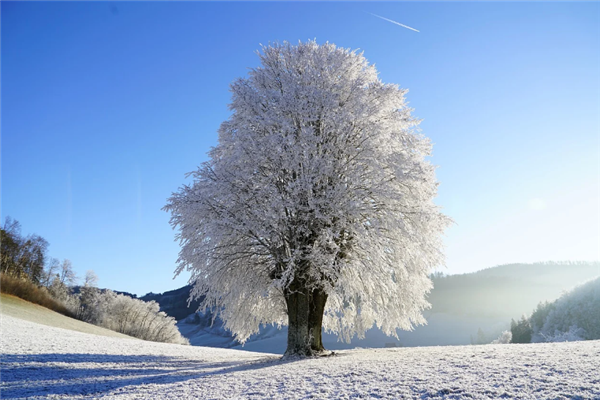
left=2, top=2, right=599, bottom=296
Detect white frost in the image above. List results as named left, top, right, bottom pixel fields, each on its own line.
left=2, top=313, right=599, bottom=399
left=165, top=41, right=450, bottom=345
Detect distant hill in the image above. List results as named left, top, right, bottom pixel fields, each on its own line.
left=71, top=286, right=138, bottom=299
left=428, top=261, right=599, bottom=317
left=405, top=261, right=600, bottom=347
left=142, top=261, right=599, bottom=353
left=140, top=285, right=201, bottom=321
left=528, top=276, right=600, bottom=342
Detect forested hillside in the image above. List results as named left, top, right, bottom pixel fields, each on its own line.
left=509, top=276, right=600, bottom=344
left=428, top=261, right=598, bottom=317
left=140, top=285, right=201, bottom=321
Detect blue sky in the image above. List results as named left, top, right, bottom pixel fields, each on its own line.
left=2, top=2, right=599, bottom=296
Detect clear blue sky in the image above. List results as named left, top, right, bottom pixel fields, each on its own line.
left=2, top=2, right=599, bottom=296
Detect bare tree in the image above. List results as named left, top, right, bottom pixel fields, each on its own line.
left=59, top=259, right=77, bottom=286
left=41, top=258, right=60, bottom=288
left=84, top=270, right=98, bottom=287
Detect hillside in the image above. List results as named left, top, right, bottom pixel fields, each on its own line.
left=147, top=262, right=599, bottom=351
left=428, top=261, right=600, bottom=317
left=0, top=293, right=133, bottom=339
left=140, top=285, right=202, bottom=321
left=2, top=311, right=598, bottom=399
left=529, top=276, right=600, bottom=342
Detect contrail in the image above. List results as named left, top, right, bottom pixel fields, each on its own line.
left=370, top=13, right=420, bottom=33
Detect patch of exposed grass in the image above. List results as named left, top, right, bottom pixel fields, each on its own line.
left=0, top=293, right=134, bottom=338
left=0, top=273, right=75, bottom=318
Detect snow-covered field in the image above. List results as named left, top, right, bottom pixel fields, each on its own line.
left=2, top=313, right=599, bottom=399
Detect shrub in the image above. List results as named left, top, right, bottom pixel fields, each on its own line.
left=0, top=273, right=75, bottom=318
left=98, top=290, right=189, bottom=345
left=491, top=330, right=512, bottom=344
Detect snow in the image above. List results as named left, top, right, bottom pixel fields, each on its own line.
left=3, top=314, right=599, bottom=399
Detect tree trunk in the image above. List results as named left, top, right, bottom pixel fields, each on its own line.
left=284, top=285, right=311, bottom=357
left=308, top=288, right=328, bottom=352
left=284, top=281, right=328, bottom=357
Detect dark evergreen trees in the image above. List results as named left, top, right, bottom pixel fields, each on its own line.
left=510, top=316, right=532, bottom=343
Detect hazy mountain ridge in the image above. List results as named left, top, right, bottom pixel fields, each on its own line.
left=142, top=262, right=599, bottom=352
left=428, top=261, right=599, bottom=317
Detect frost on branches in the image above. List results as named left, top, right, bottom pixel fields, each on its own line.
left=165, top=41, right=450, bottom=357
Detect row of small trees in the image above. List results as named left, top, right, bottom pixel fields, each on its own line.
left=1, top=217, right=79, bottom=291
left=1, top=218, right=188, bottom=345
left=511, top=277, right=599, bottom=343
left=1, top=217, right=49, bottom=285
left=48, top=274, right=188, bottom=345
left=77, top=286, right=189, bottom=344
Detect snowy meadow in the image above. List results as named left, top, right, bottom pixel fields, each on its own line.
left=2, top=314, right=599, bottom=399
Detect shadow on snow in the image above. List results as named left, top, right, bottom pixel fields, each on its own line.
left=0, top=352, right=292, bottom=398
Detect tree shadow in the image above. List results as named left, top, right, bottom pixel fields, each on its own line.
left=0, top=352, right=299, bottom=398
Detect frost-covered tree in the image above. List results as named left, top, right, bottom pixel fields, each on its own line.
left=491, top=330, right=512, bottom=344
left=83, top=270, right=99, bottom=288
left=98, top=290, right=188, bottom=344
left=59, top=259, right=78, bottom=286
left=165, top=41, right=449, bottom=356
left=76, top=270, right=101, bottom=323
left=529, top=301, right=555, bottom=338
left=48, top=275, right=79, bottom=313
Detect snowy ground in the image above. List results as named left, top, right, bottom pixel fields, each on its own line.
left=2, top=314, right=599, bottom=399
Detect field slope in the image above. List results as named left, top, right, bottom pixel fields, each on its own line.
left=0, top=293, right=131, bottom=339
left=1, top=298, right=599, bottom=399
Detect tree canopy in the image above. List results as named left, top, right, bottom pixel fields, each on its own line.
left=165, top=41, right=449, bottom=356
